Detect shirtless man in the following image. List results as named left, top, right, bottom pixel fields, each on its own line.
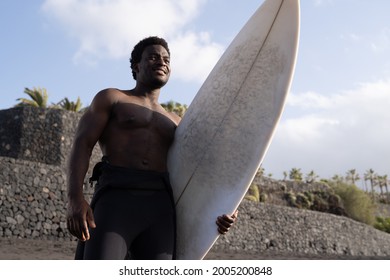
left=66, top=36, right=237, bottom=260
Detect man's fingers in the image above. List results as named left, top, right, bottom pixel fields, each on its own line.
left=220, top=215, right=234, bottom=226
left=66, top=202, right=95, bottom=241
left=82, top=220, right=90, bottom=241
left=216, top=216, right=231, bottom=235
left=82, top=208, right=96, bottom=240
left=216, top=211, right=238, bottom=235
left=87, top=208, right=96, bottom=229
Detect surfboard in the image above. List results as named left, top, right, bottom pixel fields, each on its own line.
left=167, top=0, right=300, bottom=259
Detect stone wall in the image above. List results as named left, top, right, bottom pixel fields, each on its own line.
left=0, top=107, right=100, bottom=240
left=1, top=107, right=390, bottom=258
left=214, top=200, right=390, bottom=258
left=1, top=157, right=72, bottom=240
left=0, top=106, right=101, bottom=167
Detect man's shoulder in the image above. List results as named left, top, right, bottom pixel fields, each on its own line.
left=88, top=88, right=126, bottom=110
left=96, top=88, right=125, bottom=98
left=93, top=88, right=128, bottom=103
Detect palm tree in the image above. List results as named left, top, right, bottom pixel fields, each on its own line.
left=256, top=166, right=264, bottom=178
left=57, top=97, right=83, bottom=112
left=346, top=169, right=360, bottom=185
left=377, top=175, right=389, bottom=202
left=386, top=175, right=390, bottom=203
left=282, top=171, right=288, bottom=181
left=289, top=168, right=303, bottom=182
left=305, top=170, right=319, bottom=183
left=332, top=174, right=344, bottom=183
left=16, top=87, right=48, bottom=108
left=377, top=175, right=385, bottom=199
left=364, top=169, right=377, bottom=197
left=161, top=100, right=188, bottom=117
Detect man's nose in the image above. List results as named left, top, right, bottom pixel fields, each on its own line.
left=156, top=57, right=167, bottom=65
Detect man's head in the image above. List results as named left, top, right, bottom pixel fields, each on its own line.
left=130, top=36, right=170, bottom=80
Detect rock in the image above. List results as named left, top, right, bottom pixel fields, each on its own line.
left=16, top=214, right=25, bottom=224
left=33, top=177, right=40, bottom=185
left=6, top=217, right=17, bottom=225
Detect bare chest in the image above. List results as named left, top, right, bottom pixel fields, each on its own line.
left=110, top=102, right=177, bottom=138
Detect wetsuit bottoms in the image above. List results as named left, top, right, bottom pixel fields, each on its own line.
left=74, top=161, right=176, bottom=260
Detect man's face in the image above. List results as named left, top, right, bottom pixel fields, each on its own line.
left=136, top=44, right=171, bottom=88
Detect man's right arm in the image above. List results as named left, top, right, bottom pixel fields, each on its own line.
left=66, top=89, right=114, bottom=241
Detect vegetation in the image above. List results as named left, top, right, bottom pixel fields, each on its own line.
left=15, top=87, right=84, bottom=112
left=330, top=182, right=376, bottom=225
left=246, top=166, right=390, bottom=234
left=245, top=183, right=260, bottom=202
left=305, top=170, right=319, bottom=183
left=289, top=168, right=303, bottom=181
left=374, top=217, right=390, bottom=233
left=161, top=100, right=188, bottom=117
left=346, top=169, right=360, bottom=185
left=16, top=87, right=49, bottom=108
left=284, top=189, right=346, bottom=216
left=55, top=97, right=83, bottom=112
left=245, top=183, right=267, bottom=203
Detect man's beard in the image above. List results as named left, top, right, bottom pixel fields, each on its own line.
left=150, top=76, right=169, bottom=89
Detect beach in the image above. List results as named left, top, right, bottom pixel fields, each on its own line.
left=1, top=237, right=383, bottom=260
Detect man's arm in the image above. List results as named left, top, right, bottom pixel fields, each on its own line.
left=66, top=89, right=114, bottom=241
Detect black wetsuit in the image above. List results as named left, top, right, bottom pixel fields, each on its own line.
left=74, top=158, right=176, bottom=260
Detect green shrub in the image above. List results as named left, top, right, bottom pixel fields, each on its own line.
left=259, top=193, right=268, bottom=203
left=303, top=191, right=314, bottom=203
left=374, top=217, right=390, bottom=233
left=311, top=195, right=329, bottom=212
left=295, top=193, right=311, bottom=209
left=245, top=184, right=260, bottom=202
left=331, top=182, right=376, bottom=225
left=284, top=191, right=296, bottom=207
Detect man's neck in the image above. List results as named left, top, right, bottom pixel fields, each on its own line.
left=132, top=84, right=162, bottom=104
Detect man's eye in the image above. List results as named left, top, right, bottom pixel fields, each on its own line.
left=148, top=55, right=170, bottom=64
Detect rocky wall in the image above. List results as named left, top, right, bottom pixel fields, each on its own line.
left=1, top=157, right=390, bottom=257
left=0, top=156, right=93, bottom=240
left=0, top=107, right=101, bottom=167
left=215, top=200, right=390, bottom=258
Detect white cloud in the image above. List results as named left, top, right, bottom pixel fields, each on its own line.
left=41, top=0, right=223, bottom=83
left=169, top=32, right=223, bottom=82
left=371, top=28, right=390, bottom=53
left=263, top=79, right=390, bottom=179
left=287, top=91, right=334, bottom=109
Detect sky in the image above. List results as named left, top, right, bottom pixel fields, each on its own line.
left=1, top=0, right=390, bottom=182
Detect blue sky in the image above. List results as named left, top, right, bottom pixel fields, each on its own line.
left=1, top=0, right=390, bottom=183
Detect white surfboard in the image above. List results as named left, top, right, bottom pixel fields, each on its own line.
left=167, top=0, right=300, bottom=259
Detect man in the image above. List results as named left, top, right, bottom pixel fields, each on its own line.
left=66, top=36, right=237, bottom=260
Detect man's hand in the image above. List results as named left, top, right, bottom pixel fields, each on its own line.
left=216, top=210, right=238, bottom=235
left=66, top=197, right=96, bottom=241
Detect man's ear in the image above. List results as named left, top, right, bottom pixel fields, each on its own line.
left=132, top=63, right=139, bottom=73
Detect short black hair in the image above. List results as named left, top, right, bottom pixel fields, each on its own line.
left=130, top=36, right=170, bottom=80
